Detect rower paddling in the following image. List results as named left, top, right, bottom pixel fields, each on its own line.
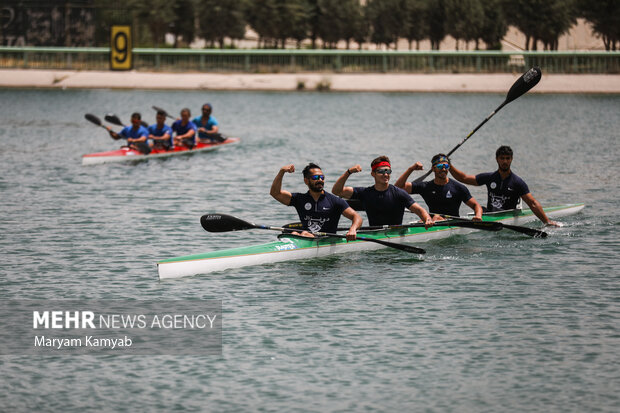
left=107, top=112, right=150, bottom=154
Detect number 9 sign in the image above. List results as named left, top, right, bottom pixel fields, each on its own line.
left=110, top=25, right=132, bottom=70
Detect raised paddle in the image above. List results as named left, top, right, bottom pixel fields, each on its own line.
left=84, top=113, right=108, bottom=129
left=413, top=67, right=542, bottom=183
left=440, top=214, right=548, bottom=238
left=200, top=214, right=426, bottom=254
left=152, top=106, right=175, bottom=119
left=105, top=113, right=149, bottom=128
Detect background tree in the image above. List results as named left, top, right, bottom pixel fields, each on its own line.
left=246, top=0, right=279, bottom=48
left=445, top=0, right=484, bottom=50
left=478, top=0, right=507, bottom=50
left=317, top=0, right=361, bottom=49
left=129, top=0, right=176, bottom=47
left=169, top=0, right=196, bottom=48
left=197, top=0, right=247, bottom=48
left=403, top=0, right=428, bottom=50
left=427, top=0, right=446, bottom=50
left=578, top=0, right=619, bottom=51
left=367, top=0, right=406, bottom=49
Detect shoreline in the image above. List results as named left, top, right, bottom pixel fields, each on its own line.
left=1, top=69, right=619, bottom=93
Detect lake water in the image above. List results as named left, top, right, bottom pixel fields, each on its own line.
left=0, top=87, right=618, bottom=412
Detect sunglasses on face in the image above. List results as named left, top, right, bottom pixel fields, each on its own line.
left=309, top=174, right=325, bottom=181
left=375, top=169, right=392, bottom=175
left=434, top=163, right=450, bottom=170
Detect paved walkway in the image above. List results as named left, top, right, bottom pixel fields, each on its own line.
left=1, top=69, right=619, bottom=93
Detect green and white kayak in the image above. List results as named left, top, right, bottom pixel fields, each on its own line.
left=157, top=203, right=585, bottom=280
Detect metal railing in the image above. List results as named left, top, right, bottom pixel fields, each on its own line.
left=1, top=47, right=618, bottom=74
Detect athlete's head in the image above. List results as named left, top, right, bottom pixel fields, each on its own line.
left=370, top=155, right=392, bottom=184
left=303, top=163, right=324, bottom=192
left=495, top=146, right=513, bottom=172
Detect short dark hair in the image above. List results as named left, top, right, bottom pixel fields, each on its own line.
left=431, top=153, right=449, bottom=165
left=302, top=163, right=321, bottom=178
left=156, top=110, right=166, bottom=116
left=180, top=108, right=191, bottom=116
left=370, top=155, right=390, bottom=168
left=496, top=145, right=513, bottom=157
left=131, top=112, right=141, bottom=120
left=202, top=103, right=212, bottom=110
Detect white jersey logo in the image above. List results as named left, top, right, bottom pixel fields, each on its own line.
left=304, top=202, right=312, bottom=210
left=490, top=182, right=497, bottom=189
left=446, top=190, right=452, bottom=198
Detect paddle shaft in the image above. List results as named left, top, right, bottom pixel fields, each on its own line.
left=200, top=214, right=425, bottom=254
left=152, top=106, right=175, bottom=119
left=413, top=67, right=541, bottom=183
left=441, top=214, right=547, bottom=238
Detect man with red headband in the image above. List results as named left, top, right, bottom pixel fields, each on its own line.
left=270, top=162, right=361, bottom=240
left=394, top=153, right=483, bottom=221
left=331, top=156, right=433, bottom=228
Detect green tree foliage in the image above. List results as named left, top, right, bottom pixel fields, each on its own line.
left=170, top=0, right=195, bottom=47
left=503, top=0, right=576, bottom=50
left=445, top=0, right=484, bottom=50
left=128, top=0, right=176, bottom=47
left=578, top=0, right=619, bottom=50
left=317, top=0, right=362, bottom=49
left=367, top=0, right=407, bottom=49
left=246, top=0, right=307, bottom=48
left=478, top=0, right=507, bottom=50
left=197, top=0, right=247, bottom=48
left=403, top=0, right=428, bottom=50
left=427, top=0, right=447, bottom=50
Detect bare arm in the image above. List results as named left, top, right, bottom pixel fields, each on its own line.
left=464, top=197, right=483, bottom=221
left=342, top=207, right=362, bottom=241
left=408, top=202, right=434, bottom=229
left=270, top=164, right=295, bottom=206
left=331, top=164, right=361, bottom=198
left=521, top=193, right=558, bottom=226
left=449, top=164, right=478, bottom=186
left=394, top=162, right=423, bottom=193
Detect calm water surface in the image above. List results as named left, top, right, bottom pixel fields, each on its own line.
left=0, top=88, right=619, bottom=412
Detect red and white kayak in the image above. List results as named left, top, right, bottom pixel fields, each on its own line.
left=82, top=137, right=240, bottom=165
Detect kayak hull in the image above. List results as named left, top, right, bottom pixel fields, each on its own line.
left=82, top=137, right=240, bottom=165
left=157, top=203, right=585, bottom=280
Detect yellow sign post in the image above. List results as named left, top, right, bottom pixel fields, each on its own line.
left=110, top=25, right=132, bottom=70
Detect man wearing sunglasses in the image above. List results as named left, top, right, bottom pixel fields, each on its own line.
left=448, top=146, right=558, bottom=226
left=270, top=163, right=362, bottom=240
left=331, top=156, right=433, bottom=228
left=395, top=154, right=483, bottom=221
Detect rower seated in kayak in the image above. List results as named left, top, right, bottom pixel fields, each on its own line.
left=448, top=145, right=558, bottom=226
left=332, top=156, right=433, bottom=229
left=394, top=153, right=483, bottom=221
left=148, top=110, right=173, bottom=151
left=107, top=112, right=150, bottom=154
left=270, top=163, right=362, bottom=240
left=172, top=108, right=197, bottom=149
left=193, top=103, right=226, bottom=143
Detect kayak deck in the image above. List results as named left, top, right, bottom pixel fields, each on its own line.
left=157, top=203, right=585, bottom=280
left=82, top=137, right=240, bottom=165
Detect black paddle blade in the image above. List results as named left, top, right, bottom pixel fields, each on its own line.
left=141, top=120, right=149, bottom=128
left=152, top=106, right=172, bottom=118
left=357, top=236, right=426, bottom=254
left=502, top=223, right=548, bottom=238
left=200, top=214, right=256, bottom=232
left=505, top=67, right=542, bottom=104
left=84, top=113, right=102, bottom=126
left=104, top=113, right=124, bottom=126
